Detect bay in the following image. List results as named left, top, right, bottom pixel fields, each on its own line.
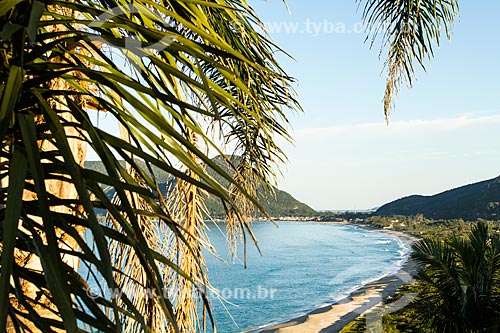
left=204, top=222, right=409, bottom=333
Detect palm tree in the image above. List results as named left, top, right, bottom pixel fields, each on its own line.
left=411, top=222, right=500, bottom=332
left=0, top=0, right=459, bottom=332
left=0, top=0, right=299, bottom=331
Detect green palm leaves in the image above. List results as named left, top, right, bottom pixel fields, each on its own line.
left=359, top=0, right=459, bottom=119
left=0, top=0, right=298, bottom=332
left=412, top=222, right=500, bottom=332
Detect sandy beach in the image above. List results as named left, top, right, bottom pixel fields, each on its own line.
left=253, top=226, right=419, bottom=333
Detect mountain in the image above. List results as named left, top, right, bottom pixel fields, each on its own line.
left=376, top=176, right=500, bottom=220
left=204, top=184, right=317, bottom=217
left=201, top=156, right=316, bottom=217
left=84, top=157, right=316, bottom=217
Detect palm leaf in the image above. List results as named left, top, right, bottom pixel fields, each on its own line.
left=411, top=221, right=500, bottom=332
left=1, top=0, right=298, bottom=332
left=359, top=0, right=459, bottom=119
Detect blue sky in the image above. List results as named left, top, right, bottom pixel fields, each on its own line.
left=246, top=1, right=500, bottom=210
left=89, top=1, right=500, bottom=211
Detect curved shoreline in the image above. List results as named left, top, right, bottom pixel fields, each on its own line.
left=250, top=226, right=419, bottom=333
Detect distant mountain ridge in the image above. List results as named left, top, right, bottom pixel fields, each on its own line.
left=84, top=157, right=316, bottom=217
left=376, top=176, right=500, bottom=220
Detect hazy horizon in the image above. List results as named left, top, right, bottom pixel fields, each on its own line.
left=248, top=1, right=500, bottom=211
left=86, top=1, right=500, bottom=212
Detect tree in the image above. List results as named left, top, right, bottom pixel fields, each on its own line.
left=1, top=0, right=298, bottom=331
left=411, top=222, right=500, bottom=332
left=0, top=0, right=459, bottom=332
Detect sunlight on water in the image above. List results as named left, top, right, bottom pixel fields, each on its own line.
left=204, top=222, right=408, bottom=333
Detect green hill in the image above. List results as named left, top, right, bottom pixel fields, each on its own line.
left=203, top=184, right=317, bottom=217
left=84, top=157, right=316, bottom=217
left=376, top=176, right=500, bottom=220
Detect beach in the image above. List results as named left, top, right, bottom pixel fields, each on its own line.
left=255, top=227, right=419, bottom=333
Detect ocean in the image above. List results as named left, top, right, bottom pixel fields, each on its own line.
left=204, top=222, right=409, bottom=333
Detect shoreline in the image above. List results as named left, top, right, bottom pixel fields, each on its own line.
left=251, top=225, right=419, bottom=333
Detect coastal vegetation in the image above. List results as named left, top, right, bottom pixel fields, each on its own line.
left=326, top=178, right=500, bottom=332
left=341, top=221, right=500, bottom=333
left=412, top=221, right=500, bottom=332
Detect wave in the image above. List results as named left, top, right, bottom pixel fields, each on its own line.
left=329, top=232, right=412, bottom=300
left=221, top=224, right=417, bottom=333
left=250, top=232, right=413, bottom=333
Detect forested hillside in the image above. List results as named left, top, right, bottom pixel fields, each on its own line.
left=376, top=176, right=500, bottom=220
left=85, top=157, right=317, bottom=217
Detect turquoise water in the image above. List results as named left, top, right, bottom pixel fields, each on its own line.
left=204, top=222, right=409, bottom=333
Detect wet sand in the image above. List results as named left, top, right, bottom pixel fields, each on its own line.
left=254, top=227, right=419, bottom=333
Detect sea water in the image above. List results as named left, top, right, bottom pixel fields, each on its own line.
left=204, top=222, right=409, bottom=333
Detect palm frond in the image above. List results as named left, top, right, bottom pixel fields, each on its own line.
left=411, top=221, right=500, bottom=332
left=359, top=0, right=459, bottom=119
left=0, top=0, right=298, bottom=331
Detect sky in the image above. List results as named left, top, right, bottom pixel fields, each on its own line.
left=244, top=0, right=500, bottom=210
left=88, top=1, right=500, bottom=211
